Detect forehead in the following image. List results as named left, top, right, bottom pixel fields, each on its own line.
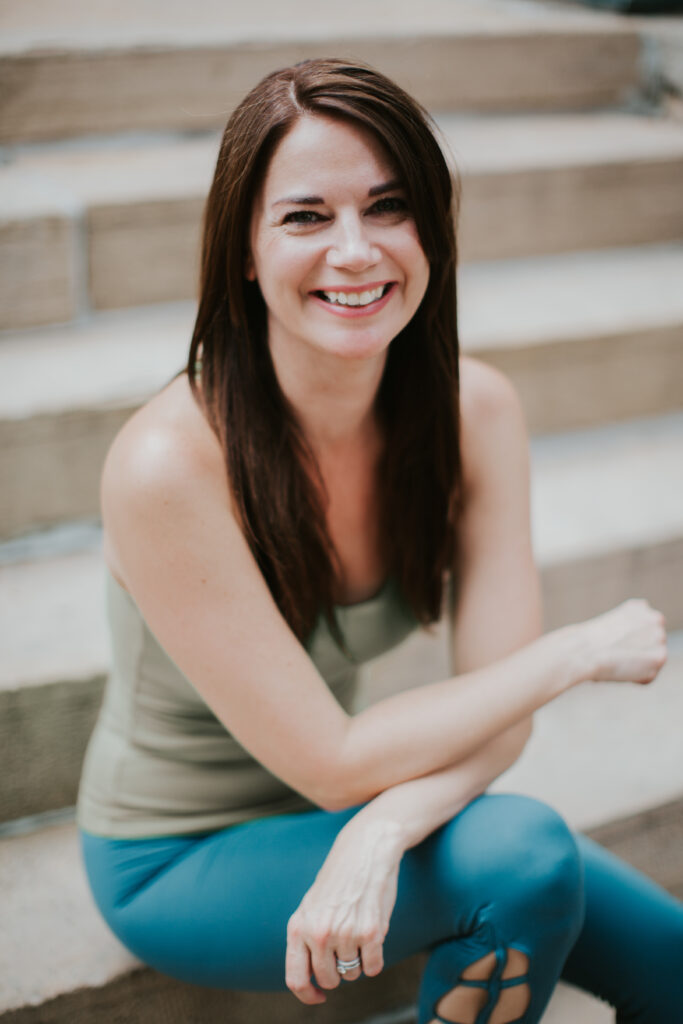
left=260, top=114, right=398, bottom=200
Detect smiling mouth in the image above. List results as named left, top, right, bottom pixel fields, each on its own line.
left=314, top=284, right=393, bottom=307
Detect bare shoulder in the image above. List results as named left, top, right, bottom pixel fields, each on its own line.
left=458, top=355, right=529, bottom=491
left=101, top=374, right=228, bottom=585
left=459, top=355, right=525, bottom=433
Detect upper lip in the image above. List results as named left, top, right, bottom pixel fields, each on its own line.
left=311, top=281, right=393, bottom=294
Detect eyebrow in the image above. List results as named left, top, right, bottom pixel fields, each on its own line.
left=272, top=179, right=403, bottom=207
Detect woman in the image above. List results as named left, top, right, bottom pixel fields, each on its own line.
left=77, top=59, right=682, bottom=1023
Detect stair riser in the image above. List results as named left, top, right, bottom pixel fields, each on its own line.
left=0, top=33, right=639, bottom=144
left=0, top=217, right=77, bottom=331
left=0, top=676, right=105, bottom=823
left=478, top=324, right=683, bottom=436
left=459, top=158, right=683, bottom=262
left=542, top=536, right=683, bottom=633
left=89, top=198, right=203, bottom=312
left=0, top=406, right=133, bottom=538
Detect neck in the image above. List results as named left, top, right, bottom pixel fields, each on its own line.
left=269, top=337, right=387, bottom=455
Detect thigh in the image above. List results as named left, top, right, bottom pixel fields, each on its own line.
left=81, top=807, right=359, bottom=990
left=81, top=793, right=583, bottom=999
left=82, top=797, right=522, bottom=993
left=562, top=835, right=683, bottom=1023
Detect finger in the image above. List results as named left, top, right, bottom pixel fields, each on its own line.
left=285, top=933, right=326, bottom=1005
left=359, top=929, right=385, bottom=979
left=335, top=943, right=362, bottom=983
left=309, top=940, right=341, bottom=991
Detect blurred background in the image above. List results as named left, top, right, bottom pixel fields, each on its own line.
left=1, top=1, right=682, bottom=1021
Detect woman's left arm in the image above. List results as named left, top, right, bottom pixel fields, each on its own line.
left=286, top=359, right=542, bottom=1003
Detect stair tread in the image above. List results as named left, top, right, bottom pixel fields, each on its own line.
left=0, top=821, right=137, bottom=1012
left=531, top=411, right=683, bottom=561
left=459, top=242, right=683, bottom=346
left=2, top=243, right=682, bottom=419
left=0, top=302, right=194, bottom=418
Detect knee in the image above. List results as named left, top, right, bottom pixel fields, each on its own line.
left=500, top=795, right=582, bottom=899
left=454, top=794, right=585, bottom=934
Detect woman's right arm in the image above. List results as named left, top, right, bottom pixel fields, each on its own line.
left=102, top=407, right=666, bottom=813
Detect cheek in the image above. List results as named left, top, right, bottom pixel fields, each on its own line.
left=394, top=227, right=429, bottom=285
left=254, top=238, right=320, bottom=299
left=403, top=242, right=430, bottom=299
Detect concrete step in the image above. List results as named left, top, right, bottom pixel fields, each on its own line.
left=2, top=242, right=682, bottom=537
left=460, top=243, right=683, bottom=434
left=2, top=111, right=683, bottom=328
left=2, top=410, right=683, bottom=821
left=1, top=796, right=680, bottom=1022
left=0, top=303, right=190, bottom=537
left=0, top=0, right=641, bottom=144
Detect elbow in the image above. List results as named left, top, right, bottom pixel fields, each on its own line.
left=306, top=760, right=377, bottom=813
left=304, top=721, right=378, bottom=812
left=314, top=792, right=358, bottom=813
left=309, top=778, right=375, bottom=813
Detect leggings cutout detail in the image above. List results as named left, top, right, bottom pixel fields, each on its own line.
left=435, top=947, right=530, bottom=1024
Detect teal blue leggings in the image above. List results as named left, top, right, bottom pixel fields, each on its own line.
left=80, top=793, right=683, bottom=1023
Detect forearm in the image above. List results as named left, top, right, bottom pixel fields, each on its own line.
left=331, top=625, right=583, bottom=809
left=324, top=717, right=532, bottom=876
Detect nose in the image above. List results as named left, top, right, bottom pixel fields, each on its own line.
left=326, top=213, right=381, bottom=272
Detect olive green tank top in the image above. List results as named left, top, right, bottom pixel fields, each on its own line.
left=77, top=568, right=418, bottom=838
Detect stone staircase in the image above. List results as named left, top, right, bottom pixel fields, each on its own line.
left=1, top=1, right=682, bottom=1021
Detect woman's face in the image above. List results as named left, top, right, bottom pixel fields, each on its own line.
left=247, top=114, right=430, bottom=367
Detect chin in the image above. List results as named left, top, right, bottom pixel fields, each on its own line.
left=326, top=333, right=393, bottom=362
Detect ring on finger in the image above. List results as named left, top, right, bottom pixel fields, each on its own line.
left=335, top=954, right=362, bottom=976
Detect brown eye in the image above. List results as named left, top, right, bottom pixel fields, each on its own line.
left=370, top=196, right=408, bottom=215
left=282, top=210, right=325, bottom=225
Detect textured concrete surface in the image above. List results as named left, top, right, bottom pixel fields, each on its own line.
left=0, top=0, right=640, bottom=142
left=531, top=411, right=683, bottom=563
left=0, top=214, right=76, bottom=331
left=0, top=0, right=631, bottom=51
left=0, top=304, right=190, bottom=537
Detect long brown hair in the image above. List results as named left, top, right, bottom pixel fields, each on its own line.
left=187, top=58, right=462, bottom=641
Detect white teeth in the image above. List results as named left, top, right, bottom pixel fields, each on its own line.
left=321, top=285, right=385, bottom=307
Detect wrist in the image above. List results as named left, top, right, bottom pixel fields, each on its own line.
left=341, top=811, right=409, bottom=864
left=544, top=622, right=594, bottom=692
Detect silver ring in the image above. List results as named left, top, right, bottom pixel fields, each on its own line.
left=335, top=955, right=362, bottom=975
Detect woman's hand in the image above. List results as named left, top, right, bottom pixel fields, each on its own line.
left=573, top=598, right=667, bottom=686
left=285, top=819, right=403, bottom=1004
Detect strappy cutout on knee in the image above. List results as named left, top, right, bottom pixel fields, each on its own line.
left=428, top=947, right=531, bottom=1024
